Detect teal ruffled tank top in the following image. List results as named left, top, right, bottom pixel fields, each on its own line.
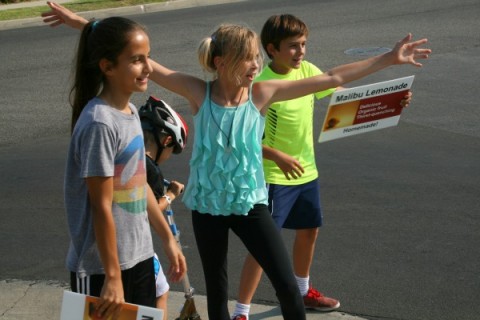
left=182, top=82, right=268, bottom=215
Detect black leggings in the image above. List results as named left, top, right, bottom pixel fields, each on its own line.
left=192, top=204, right=306, bottom=320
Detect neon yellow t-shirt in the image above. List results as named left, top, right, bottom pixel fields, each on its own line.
left=257, top=61, right=335, bottom=185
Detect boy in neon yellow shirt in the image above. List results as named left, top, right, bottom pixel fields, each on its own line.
left=233, top=14, right=413, bottom=320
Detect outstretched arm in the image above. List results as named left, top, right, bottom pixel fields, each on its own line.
left=148, top=60, right=206, bottom=115
left=324, top=34, right=430, bottom=81
left=255, top=34, right=431, bottom=110
left=41, top=2, right=205, bottom=115
left=41, top=1, right=88, bottom=29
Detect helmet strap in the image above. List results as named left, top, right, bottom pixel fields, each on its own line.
left=152, top=127, right=165, bottom=163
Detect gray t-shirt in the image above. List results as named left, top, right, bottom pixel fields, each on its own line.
left=64, top=97, right=154, bottom=277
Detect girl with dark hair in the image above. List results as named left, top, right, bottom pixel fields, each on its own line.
left=64, top=17, right=185, bottom=320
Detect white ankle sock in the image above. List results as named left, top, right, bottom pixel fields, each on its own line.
left=233, top=302, right=250, bottom=319
left=295, top=275, right=310, bottom=296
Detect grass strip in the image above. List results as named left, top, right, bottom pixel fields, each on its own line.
left=0, top=0, right=166, bottom=21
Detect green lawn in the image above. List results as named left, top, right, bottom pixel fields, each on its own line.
left=0, top=0, right=166, bottom=21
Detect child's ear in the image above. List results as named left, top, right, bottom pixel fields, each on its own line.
left=163, top=135, right=173, bottom=147
left=266, top=43, right=277, bottom=57
left=99, top=58, right=114, bottom=75
left=213, top=56, right=224, bottom=69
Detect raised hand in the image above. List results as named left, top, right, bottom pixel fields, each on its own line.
left=41, top=1, right=88, bottom=30
left=391, top=33, right=431, bottom=67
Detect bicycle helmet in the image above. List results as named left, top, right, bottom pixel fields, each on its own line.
left=139, top=96, right=188, bottom=156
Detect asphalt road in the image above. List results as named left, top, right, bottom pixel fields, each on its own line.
left=1, top=0, right=479, bottom=319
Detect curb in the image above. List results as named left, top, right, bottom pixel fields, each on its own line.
left=0, top=279, right=366, bottom=320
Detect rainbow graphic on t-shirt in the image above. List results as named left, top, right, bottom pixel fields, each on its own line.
left=113, top=135, right=147, bottom=214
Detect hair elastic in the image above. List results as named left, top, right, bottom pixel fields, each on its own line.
left=92, top=20, right=99, bottom=30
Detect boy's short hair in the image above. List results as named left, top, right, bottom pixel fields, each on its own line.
left=260, top=14, right=309, bottom=59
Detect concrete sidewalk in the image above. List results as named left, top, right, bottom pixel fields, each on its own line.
left=0, top=279, right=366, bottom=320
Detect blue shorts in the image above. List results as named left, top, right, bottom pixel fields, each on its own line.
left=267, top=178, right=323, bottom=229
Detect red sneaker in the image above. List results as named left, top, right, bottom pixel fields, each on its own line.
left=303, top=287, right=340, bottom=311
left=231, top=315, right=247, bottom=320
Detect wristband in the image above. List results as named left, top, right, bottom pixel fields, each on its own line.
left=162, top=194, right=172, bottom=205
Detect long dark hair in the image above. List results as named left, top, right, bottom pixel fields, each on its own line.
left=69, top=17, right=146, bottom=133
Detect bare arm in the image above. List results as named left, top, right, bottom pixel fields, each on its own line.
left=86, top=177, right=124, bottom=320
left=41, top=2, right=206, bottom=115
left=146, top=185, right=186, bottom=282
left=263, top=145, right=304, bottom=180
left=254, top=34, right=431, bottom=111
left=41, top=1, right=88, bottom=29
left=148, top=59, right=206, bottom=115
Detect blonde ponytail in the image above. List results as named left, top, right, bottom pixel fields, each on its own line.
left=198, top=36, right=216, bottom=74
left=197, top=24, right=263, bottom=85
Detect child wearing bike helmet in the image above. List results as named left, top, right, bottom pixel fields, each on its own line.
left=139, top=96, right=189, bottom=317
